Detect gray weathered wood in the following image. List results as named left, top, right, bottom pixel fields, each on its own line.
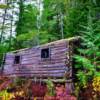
left=3, top=37, right=79, bottom=78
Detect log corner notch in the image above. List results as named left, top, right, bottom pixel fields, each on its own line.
left=3, top=36, right=80, bottom=81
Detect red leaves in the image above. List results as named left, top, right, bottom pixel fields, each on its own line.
left=32, top=83, right=47, bottom=97
left=55, top=84, right=77, bottom=100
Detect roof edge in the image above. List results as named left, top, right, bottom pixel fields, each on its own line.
left=8, top=36, right=80, bottom=53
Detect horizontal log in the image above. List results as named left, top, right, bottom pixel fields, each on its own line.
left=51, top=54, right=66, bottom=58
left=14, top=70, right=66, bottom=73
left=5, top=47, right=68, bottom=60
left=14, top=65, right=68, bottom=70
left=5, top=62, right=14, bottom=65
left=4, top=61, right=66, bottom=66
left=14, top=63, right=66, bottom=67
left=4, top=60, right=66, bottom=66
left=14, top=68, right=67, bottom=72
left=21, top=49, right=67, bottom=57
left=21, top=56, right=66, bottom=62
left=7, top=73, right=65, bottom=77
left=21, top=59, right=66, bottom=65
left=22, top=55, right=66, bottom=60
left=3, top=65, right=12, bottom=68
left=5, top=57, right=14, bottom=60
left=5, top=52, right=66, bottom=62
left=21, top=52, right=66, bottom=59
left=52, top=48, right=67, bottom=52
left=13, top=67, right=67, bottom=72
left=38, top=60, right=66, bottom=64
left=5, top=61, right=13, bottom=64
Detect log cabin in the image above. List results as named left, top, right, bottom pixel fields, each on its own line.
left=2, top=36, right=80, bottom=92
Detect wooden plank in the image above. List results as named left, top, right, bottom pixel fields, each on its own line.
left=14, top=65, right=67, bottom=70
left=7, top=73, right=65, bottom=77
left=4, top=61, right=66, bottom=66
left=21, top=60, right=66, bottom=65
left=14, top=64, right=66, bottom=68
left=21, top=49, right=66, bottom=57
left=9, top=65, right=68, bottom=72
left=21, top=51, right=66, bottom=59
left=21, top=57, right=66, bottom=62
left=14, top=70, right=66, bottom=73
left=5, top=60, right=67, bottom=67
left=5, top=62, right=14, bottom=65
left=15, top=68, right=67, bottom=72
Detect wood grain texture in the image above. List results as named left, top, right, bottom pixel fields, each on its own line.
left=3, top=38, right=77, bottom=78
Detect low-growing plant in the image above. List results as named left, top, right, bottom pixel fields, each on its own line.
left=45, top=78, right=55, bottom=96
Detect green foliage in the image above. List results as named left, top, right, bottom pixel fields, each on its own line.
left=16, top=4, right=38, bottom=35
left=74, top=13, right=100, bottom=87
left=16, top=30, right=39, bottom=48
left=76, top=71, right=87, bottom=87
left=41, top=0, right=66, bottom=42
left=41, top=0, right=100, bottom=43
left=64, top=0, right=99, bottom=37
left=15, top=3, right=39, bottom=48
left=45, top=78, right=55, bottom=96
left=0, top=44, right=8, bottom=53
left=14, top=77, right=26, bottom=86
left=0, top=44, right=8, bottom=67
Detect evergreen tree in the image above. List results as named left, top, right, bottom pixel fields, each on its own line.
left=15, top=3, right=39, bottom=49
left=65, top=0, right=100, bottom=37
left=74, top=11, right=100, bottom=87
left=40, top=0, right=66, bottom=44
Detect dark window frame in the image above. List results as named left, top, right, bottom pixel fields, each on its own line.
left=41, top=47, right=51, bottom=60
left=14, top=55, right=21, bottom=65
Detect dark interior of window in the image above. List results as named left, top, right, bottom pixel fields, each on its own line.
left=14, top=55, right=20, bottom=64
left=41, top=48, right=50, bottom=59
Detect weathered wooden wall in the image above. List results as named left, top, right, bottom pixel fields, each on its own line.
left=3, top=37, right=79, bottom=78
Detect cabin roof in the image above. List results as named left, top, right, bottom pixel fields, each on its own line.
left=9, top=36, right=80, bottom=53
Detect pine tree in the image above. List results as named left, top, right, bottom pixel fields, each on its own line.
left=74, top=10, right=100, bottom=87
left=40, top=0, right=66, bottom=44
left=15, top=2, right=39, bottom=49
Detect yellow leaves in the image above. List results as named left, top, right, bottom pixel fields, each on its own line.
left=92, top=77, right=100, bottom=92
left=0, top=90, right=14, bottom=100
left=0, top=4, right=9, bottom=9
left=34, top=97, right=37, bottom=100
left=83, top=84, right=87, bottom=88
